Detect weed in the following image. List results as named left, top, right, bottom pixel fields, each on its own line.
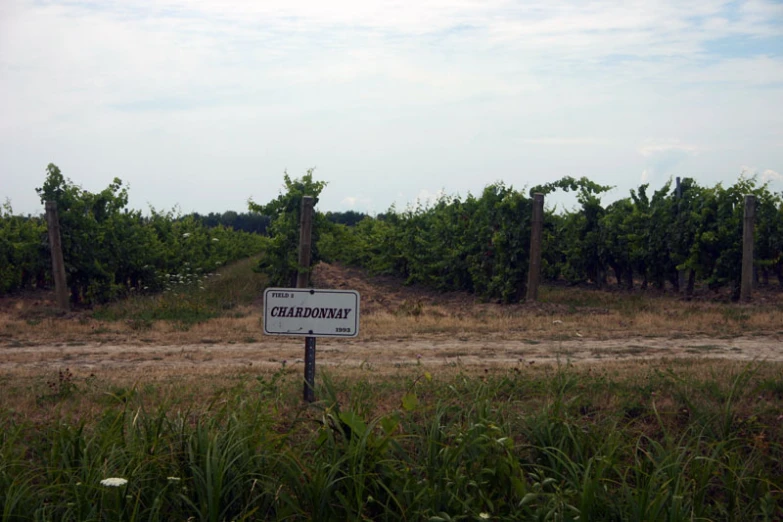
left=4, top=360, right=783, bottom=521
left=37, top=367, right=78, bottom=404
left=127, top=318, right=153, bottom=331
left=397, top=299, right=424, bottom=317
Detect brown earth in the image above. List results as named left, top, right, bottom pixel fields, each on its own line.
left=1, top=336, right=781, bottom=381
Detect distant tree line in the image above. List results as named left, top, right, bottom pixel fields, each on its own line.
left=187, top=211, right=271, bottom=235
left=323, top=210, right=368, bottom=227
left=184, top=210, right=368, bottom=235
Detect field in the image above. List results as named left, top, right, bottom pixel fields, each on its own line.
left=2, top=259, right=783, bottom=520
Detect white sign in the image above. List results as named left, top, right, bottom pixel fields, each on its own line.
left=263, top=288, right=360, bottom=337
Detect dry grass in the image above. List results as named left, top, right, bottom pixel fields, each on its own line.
left=360, top=301, right=783, bottom=341
left=2, top=280, right=782, bottom=347
left=3, top=356, right=781, bottom=426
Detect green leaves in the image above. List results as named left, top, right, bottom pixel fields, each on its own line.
left=0, top=201, right=48, bottom=294
left=321, top=183, right=534, bottom=303
left=2, top=363, right=783, bottom=521
left=316, top=173, right=783, bottom=300
left=401, top=392, right=419, bottom=412
left=249, top=169, right=327, bottom=287
left=8, top=166, right=783, bottom=303
left=1, top=164, right=266, bottom=303
left=543, top=175, right=783, bottom=296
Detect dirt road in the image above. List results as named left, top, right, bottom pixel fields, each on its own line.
left=3, top=335, right=780, bottom=379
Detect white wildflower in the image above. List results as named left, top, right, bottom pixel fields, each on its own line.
left=182, top=233, right=191, bottom=238
left=212, top=238, right=219, bottom=242
left=100, top=477, right=128, bottom=487
left=479, top=513, right=491, bottom=520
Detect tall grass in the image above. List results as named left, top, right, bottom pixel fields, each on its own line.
left=1, top=361, right=781, bottom=521
left=93, top=256, right=267, bottom=326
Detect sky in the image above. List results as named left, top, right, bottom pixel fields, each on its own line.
left=1, top=0, right=782, bottom=216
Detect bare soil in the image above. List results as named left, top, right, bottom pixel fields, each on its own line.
left=2, top=335, right=781, bottom=381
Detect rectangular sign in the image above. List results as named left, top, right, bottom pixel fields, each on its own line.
left=263, top=288, right=360, bottom=337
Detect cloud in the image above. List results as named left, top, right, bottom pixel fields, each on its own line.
left=519, top=137, right=607, bottom=146
left=736, top=166, right=782, bottom=186
left=2, top=1, right=780, bottom=133
left=762, top=169, right=782, bottom=182
left=638, top=140, right=701, bottom=179
left=0, top=0, right=780, bottom=215
left=638, top=140, right=700, bottom=157
left=415, top=189, right=447, bottom=208
left=340, top=195, right=372, bottom=209
left=682, top=56, right=783, bottom=87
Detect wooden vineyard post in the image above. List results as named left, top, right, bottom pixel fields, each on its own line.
left=675, top=177, right=687, bottom=294
left=526, top=193, right=544, bottom=301
left=45, top=201, right=70, bottom=311
left=297, top=196, right=316, bottom=402
left=741, top=194, right=755, bottom=302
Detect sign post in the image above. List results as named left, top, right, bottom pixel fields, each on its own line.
left=263, top=288, right=360, bottom=401
left=297, top=196, right=316, bottom=402
left=268, top=196, right=360, bottom=402
left=263, top=288, right=360, bottom=337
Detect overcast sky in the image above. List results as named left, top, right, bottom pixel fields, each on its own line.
left=1, top=0, right=782, bottom=216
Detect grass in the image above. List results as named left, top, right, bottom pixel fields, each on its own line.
left=2, top=260, right=782, bottom=346
left=1, top=360, right=782, bottom=521
left=2, top=260, right=783, bottom=518
left=92, top=256, right=267, bottom=326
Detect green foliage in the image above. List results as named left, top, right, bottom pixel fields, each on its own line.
left=189, top=210, right=271, bottom=234
left=531, top=175, right=613, bottom=198
left=320, top=174, right=783, bottom=299
left=0, top=164, right=266, bottom=304
left=542, top=175, right=783, bottom=296
left=322, top=183, right=534, bottom=303
left=248, top=169, right=327, bottom=287
left=6, top=166, right=783, bottom=304
left=678, top=178, right=783, bottom=297
left=93, top=256, right=267, bottom=325
left=0, top=200, right=48, bottom=294
left=2, top=364, right=782, bottom=520
left=324, top=210, right=368, bottom=227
